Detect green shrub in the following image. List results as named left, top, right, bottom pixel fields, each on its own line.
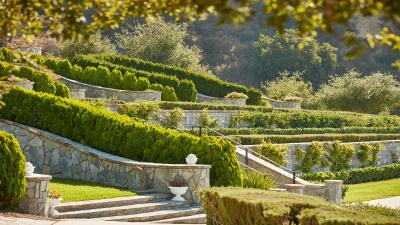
left=357, top=143, right=383, bottom=167
left=150, top=83, right=164, bottom=92
left=199, top=108, right=218, bottom=128
left=176, top=79, right=196, bottom=102
left=164, top=108, right=184, bottom=128
left=325, top=141, right=355, bottom=171
left=255, top=142, right=287, bottom=166
left=197, top=187, right=400, bottom=225
left=241, top=169, right=275, bottom=190
left=0, top=87, right=242, bottom=186
left=70, top=65, right=83, bottom=80
left=295, top=142, right=327, bottom=172
left=233, top=133, right=400, bottom=145
left=95, top=66, right=110, bottom=86
left=123, top=71, right=137, bottom=90
left=16, top=66, right=56, bottom=94
left=157, top=101, right=272, bottom=112
left=0, top=48, right=13, bottom=61
left=0, top=131, right=26, bottom=208
left=73, top=54, right=262, bottom=105
left=225, top=92, right=248, bottom=99
left=135, top=77, right=150, bottom=91
left=161, top=86, right=178, bottom=101
left=263, top=71, right=313, bottom=100
left=300, top=163, right=400, bottom=184
left=54, top=81, right=70, bottom=98
left=55, top=59, right=72, bottom=76
left=117, top=101, right=160, bottom=121
left=82, top=66, right=97, bottom=83
left=110, top=69, right=123, bottom=89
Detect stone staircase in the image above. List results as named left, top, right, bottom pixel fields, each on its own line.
left=54, top=193, right=206, bottom=224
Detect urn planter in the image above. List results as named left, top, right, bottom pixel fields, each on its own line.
left=168, top=186, right=188, bottom=202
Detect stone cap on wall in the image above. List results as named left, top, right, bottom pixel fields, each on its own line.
left=26, top=173, right=52, bottom=181
left=59, top=76, right=161, bottom=94
left=0, top=119, right=211, bottom=170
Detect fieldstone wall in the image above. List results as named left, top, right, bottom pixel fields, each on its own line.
left=196, top=93, right=246, bottom=106
left=70, top=89, right=86, bottom=99
left=19, top=174, right=52, bottom=216
left=0, top=119, right=211, bottom=203
left=156, top=110, right=240, bottom=128
left=59, top=76, right=161, bottom=102
left=263, top=97, right=301, bottom=109
left=1, top=81, right=34, bottom=90
left=247, top=140, right=400, bottom=172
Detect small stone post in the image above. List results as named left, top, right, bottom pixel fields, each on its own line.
left=325, top=180, right=343, bottom=205
left=19, top=174, right=52, bottom=216
left=283, top=184, right=305, bottom=195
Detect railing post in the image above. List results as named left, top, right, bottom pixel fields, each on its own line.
left=245, top=148, right=248, bottom=165
left=292, top=171, right=296, bottom=184
left=198, top=126, right=202, bottom=137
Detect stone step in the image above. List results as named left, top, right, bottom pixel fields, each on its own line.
left=98, top=207, right=203, bottom=222
left=154, top=214, right=207, bottom=224
left=56, top=194, right=171, bottom=213
left=54, top=200, right=191, bottom=219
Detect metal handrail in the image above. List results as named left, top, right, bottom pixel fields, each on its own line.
left=189, top=126, right=298, bottom=184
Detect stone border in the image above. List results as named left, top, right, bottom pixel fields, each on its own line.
left=0, top=119, right=211, bottom=203
left=1, top=81, right=34, bottom=91
left=59, top=76, right=162, bottom=102
left=263, top=97, right=301, bottom=109
left=196, top=93, right=246, bottom=106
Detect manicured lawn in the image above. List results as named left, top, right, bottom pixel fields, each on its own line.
left=344, top=178, right=400, bottom=203
left=50, top=178, right=136, bottom=203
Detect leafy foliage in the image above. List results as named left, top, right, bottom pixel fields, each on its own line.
left=54, top=81, right=71, bottom=98
left=241, top=169, right=275, bottom=190
left=199, top=109, right=218, bottom=128
left=0, top=87, right=242, bottom=186
left=225, top=92, right=248, bottom=99
left=164, top=108, right=184, bottom=128
left=0, top=131, right=26, bottom=208
left=161, top=86, right=178, bottom=101
left=255, top=142, right=287, bottom=166
left=356, top=144, right=384, bottom=167
left=264, top=71, right=312, bottom=100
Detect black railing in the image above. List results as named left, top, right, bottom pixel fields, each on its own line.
left=187, top=126, right=299, bottom=184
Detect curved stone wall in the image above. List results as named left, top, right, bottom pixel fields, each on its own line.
left=0, top=119, right=210, bottom=203
left=59, top=76, right=161, bottom=102
left=263, top=97, right=301, bottom=109
left=196, top=93, right=246, bottom=106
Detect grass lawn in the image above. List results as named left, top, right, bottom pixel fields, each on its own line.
left=50, top=178, right=136, bottom=203
left=344, top=178, right=400, bottom=203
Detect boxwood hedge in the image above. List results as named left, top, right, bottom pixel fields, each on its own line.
left=0, top=131, right=26, bottom=208
left=0, top=87, right=242, bottom=186
left=197, top=187, right=400, bottom=225
left=73, top=54, right=263, bottom=105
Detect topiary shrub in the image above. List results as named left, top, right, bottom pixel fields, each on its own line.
left=55, top=59, right=72, bottom=76
left=136, top=77, right=151, bottom=91
left=255, top=142, right=287, bottom=166
left=225, top=92, right=249, bottom=99
left=70, top=65, right=83, bottom=80
left=0, top=131, right=26, bottom=208
left=117, top=101, right=160, bottom=122
left=16, top=66, right=56, bottom=94
left=95, top=66, right=110, bottom=86
left=82, top=66, right=97, bottom=83
left=150, top=83, right=164, bottom=92
left=162, top=86, right=178, bottom=101
left=109, top=69, right=123, bottom=89
left=54, top=81, right=70, bottom=98
left=123, top=71, right=137, bottom=90
left=176, top=79, right=197, bottom=102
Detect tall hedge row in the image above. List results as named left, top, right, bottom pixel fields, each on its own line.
left=197, top=187, right=400, bottom=225
left=0, top=131, right=26, bottom=208
left=0, top=87, right=242, bottom=186
left=73, top=54, right=263, bottom=105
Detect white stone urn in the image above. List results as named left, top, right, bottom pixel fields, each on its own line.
left=168, top=186, right=188, bottom=202
left=185, top=154, right=198, bottom=165
left=26, top=162, right=35, bottom=176
left=48, top=197, right=62, bottom=216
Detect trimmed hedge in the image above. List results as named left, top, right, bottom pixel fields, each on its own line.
left=54, top=81, right=71, bottom=98
left=300, top=163, right=400, bottom=184
left=156, top=101, right=273, bottom=112
left=0, top=87, right=242, bottom=186
left=0, top=131, right=26, bottom=208
left=74, top=54, right=263, bottom=105
left=231, top=110, right=400, bottom=129
left=211, top=126, right=400, bottom=135
left=232, top=133, right=400, bottom=145
left=197, top=187, right=400, bottom=225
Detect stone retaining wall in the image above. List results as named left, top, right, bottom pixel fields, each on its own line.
left=1, top=81, right=34, bottom=90
left=19, top=174, right=51, bottom=216
left=247, top=140, right=400, bottom=172
left=59, top=76, right=161, bottom=102
left=0, top=119, right=210, bottom=203
left=263, top=97, right=301, bottom=109
left=196, top=93, right=246, bottom=106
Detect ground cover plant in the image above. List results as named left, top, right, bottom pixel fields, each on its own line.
left=0, top=131, right=26, bottom=208
left=50, top=178, right=136, bottom=202
left=197, top=187, right=400, bottom=225
left=344, top=178, right=400, bottom=203
left=0, top=87, right=242, bottom=186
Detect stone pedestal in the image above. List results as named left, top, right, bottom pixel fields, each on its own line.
left=325, top=180, right=343, bottom=205
left=283, top=184, right=305, bottom=195
left=19, top=174, right=52, bottom=216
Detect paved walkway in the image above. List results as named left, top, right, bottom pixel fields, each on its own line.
left=364, top=196, right=400, bottom=209
left=0, top=216, right=204, bottom=225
